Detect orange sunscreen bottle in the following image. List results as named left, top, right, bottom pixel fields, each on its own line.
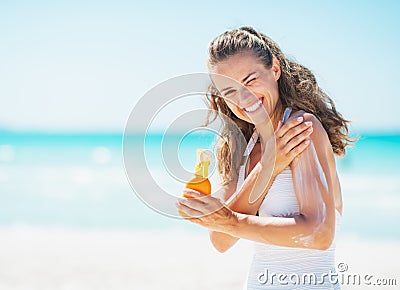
left=183, top=149, right=212, bottom=197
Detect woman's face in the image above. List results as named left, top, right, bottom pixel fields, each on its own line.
left=210, top=51, right=281, bottom=125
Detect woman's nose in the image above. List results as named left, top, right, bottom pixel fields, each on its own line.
left=238, top=88, right=258, bottom=108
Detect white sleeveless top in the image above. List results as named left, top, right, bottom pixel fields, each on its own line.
left=235, top=130, right=341, bottom=290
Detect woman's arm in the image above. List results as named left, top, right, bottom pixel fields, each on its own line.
left=231, top=115, right=337, bottom=249
left=209, top=162, right=274, bottom=252
left=208, top=114, right=314, bottom=252
left=178, top=114, right=339, bottom=250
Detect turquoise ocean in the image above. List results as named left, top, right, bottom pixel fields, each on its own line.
left=0, top=130, right=399, bottom=240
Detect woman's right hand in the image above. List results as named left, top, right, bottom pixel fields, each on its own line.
left=273, top=111, right=313, bottom=175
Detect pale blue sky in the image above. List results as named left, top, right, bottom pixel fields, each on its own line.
left=0, top=0, right=399, bottom=133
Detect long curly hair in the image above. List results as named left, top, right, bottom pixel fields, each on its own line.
left=204, top=26, right=354, bottom=186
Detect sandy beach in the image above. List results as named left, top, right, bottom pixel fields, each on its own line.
left=0, top=226, right=398, bottom=290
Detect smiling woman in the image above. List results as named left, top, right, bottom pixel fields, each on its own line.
left=176, top=26, right=354, bottom=289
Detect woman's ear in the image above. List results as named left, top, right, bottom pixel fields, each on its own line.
left=272, top=57, right=281, bottom=81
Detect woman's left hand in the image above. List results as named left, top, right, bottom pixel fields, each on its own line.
left=176, top=189, right=236, bottom=232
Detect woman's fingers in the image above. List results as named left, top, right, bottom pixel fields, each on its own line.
left=182, top=188, right=209, bottom=197
left=177, top=201, right=204, bottom=217
left=183, top=188, right=202, bottom=195
left=178, top=195, right=221, bottom=214
left=283, top=126, right=313, bottom=154
left=179, top=197, right=205, bottom=211
left=289, top=139, right=310, bottom=160
left=276, top=120, right=282, bottom=131
left=279, top=121, right=312, bottom=146
left=275, top=116, right=304, bottom=138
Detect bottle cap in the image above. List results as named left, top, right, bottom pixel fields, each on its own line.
left=197, top=149, right=212, bottom=164
left=195, top=149, right=212, bottom=178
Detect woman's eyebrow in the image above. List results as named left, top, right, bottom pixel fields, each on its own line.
left=220, top=72, right=257, bottom=93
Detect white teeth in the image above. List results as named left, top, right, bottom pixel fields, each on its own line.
left=244, top=100, right=262, bottom=112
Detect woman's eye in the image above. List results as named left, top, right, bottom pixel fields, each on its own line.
left=224, top=90, right=236, bottom=97
left=246, top=78, right=256, bottom=85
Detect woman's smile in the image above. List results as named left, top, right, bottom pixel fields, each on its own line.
left=243, top=97, right=263, bottom=113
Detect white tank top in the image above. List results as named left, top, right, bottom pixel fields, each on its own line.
left=236, top=130, right=341, bottom=290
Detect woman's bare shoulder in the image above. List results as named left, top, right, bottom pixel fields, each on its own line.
left=302, top=113, right=331, bottom=151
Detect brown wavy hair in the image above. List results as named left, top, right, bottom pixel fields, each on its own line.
left=204, top=26, right=354, bottom=185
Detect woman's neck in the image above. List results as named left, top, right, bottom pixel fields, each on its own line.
left=271, top=102, right=284, bottom=131
left=270, top=111, right=284, bottom=131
